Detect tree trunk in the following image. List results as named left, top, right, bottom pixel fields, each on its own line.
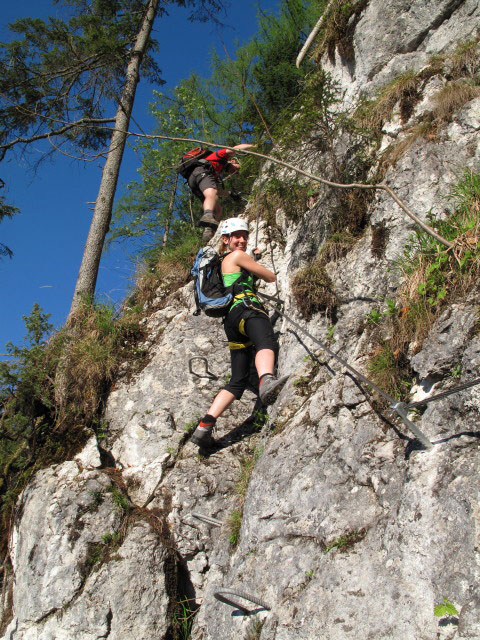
left=68, top=0, right=159, bottom=321
left=162, top=174, right=178, bottom=247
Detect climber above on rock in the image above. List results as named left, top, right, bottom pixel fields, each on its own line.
left=187, top=144, right=255, bottom=243
left=191, top=217, right=288, bottom=449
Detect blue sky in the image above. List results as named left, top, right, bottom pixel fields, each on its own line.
left=0, top=0, right=284, bottom=350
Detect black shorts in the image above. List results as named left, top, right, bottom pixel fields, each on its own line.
left=188, top=167, right=218, bottom=202
left=222, top=302, right=278, bottom=400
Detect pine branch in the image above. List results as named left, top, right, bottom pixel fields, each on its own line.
left=0, top=116, right=115, bottom=159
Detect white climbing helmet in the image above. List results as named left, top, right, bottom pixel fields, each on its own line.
left=219, top=218, right=249, bottom=236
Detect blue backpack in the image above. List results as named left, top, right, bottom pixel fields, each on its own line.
left=191, top=247, right=233, bottom=317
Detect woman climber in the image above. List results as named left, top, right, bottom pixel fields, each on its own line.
left=191, top=217, right=288, bottom=449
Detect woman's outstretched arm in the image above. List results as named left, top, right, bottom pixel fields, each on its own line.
left=228, top=249, right=276, bottom=282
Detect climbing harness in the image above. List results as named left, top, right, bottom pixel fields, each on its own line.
left=188, top=357, right=218, bottom=381
left=213, top=588, right=271, bottom=612
left=256, top=291, right=434, bottom=449
left=191, top=512, right=222, bottom=527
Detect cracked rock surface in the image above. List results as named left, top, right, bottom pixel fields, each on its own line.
left=2, top=1, right=480, bottom=638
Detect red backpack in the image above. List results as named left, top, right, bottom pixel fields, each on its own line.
left=177, top=148, right=212, bottom=179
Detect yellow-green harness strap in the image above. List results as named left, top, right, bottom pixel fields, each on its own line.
left=233, top=291, right=257, bottom=303
left=238, top=318, right=247, bottom=336
left=228, top=340, right=253, bottom=350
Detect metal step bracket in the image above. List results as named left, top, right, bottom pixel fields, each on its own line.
left=188, top=356, right=218, bottom=380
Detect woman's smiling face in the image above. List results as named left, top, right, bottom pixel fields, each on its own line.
left=225, top=230, right=248, bottom=251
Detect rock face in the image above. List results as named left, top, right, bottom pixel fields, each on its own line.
left=3, top=2, right=480, bottom=639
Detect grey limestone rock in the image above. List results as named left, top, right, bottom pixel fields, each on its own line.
left=3, top=2, right=480, bottom=638
left=6, top=462, right=171, bottom=640
left=411, top=304, right=477, bottom=379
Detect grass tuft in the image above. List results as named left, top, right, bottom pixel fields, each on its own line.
left=355, top=71, right=421, bottom=132
left=228, top=509, right=243, bottom=547
left=246, top=619, right=265, bottom=640
left=431, top=81, right=480, bottom=123
left=311, top=0, right=370, bottom=64
left=367, top=170, right=480, bottom=398
left=227, top=447, right=264, bottom=548
left=131, top=229, right=202, bottom=311
left=450, top=37, right=480, bottom=79
left=172, top=597, right=198, bottom=640
left=291, top=260, right=337, bottom=320
left=323, top=529, right=367, bottom=553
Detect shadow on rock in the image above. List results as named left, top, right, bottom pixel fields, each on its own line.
left=196, top=400, right=268, bottom=457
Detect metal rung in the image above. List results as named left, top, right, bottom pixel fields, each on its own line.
left=191, top=512, right=222, bottom=527
left=188, top=357, right=218, bottom=380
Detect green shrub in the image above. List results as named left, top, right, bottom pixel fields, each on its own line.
left=0, top=298, right=146, bottom=541
left=255, top=177, right=316, bottom=224
left=398, top=170, right=480, bottom=311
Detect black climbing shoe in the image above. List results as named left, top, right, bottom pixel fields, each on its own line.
left=259, top=374, right=288, bottom=406
left=191, top=424, right=216, bottom=448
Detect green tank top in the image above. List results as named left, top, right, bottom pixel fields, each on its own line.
left=222, top=271, right=259, bottom=310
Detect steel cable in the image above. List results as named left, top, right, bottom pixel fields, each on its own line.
left=405, top=377, right=480, bottom=409
left=256, top=290, right=433, bottom=449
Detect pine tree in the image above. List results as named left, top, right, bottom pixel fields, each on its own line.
left=0, top=0, right=225, bottom=311
left=0, top=182, right=18, bottom=259
left=108, top=0, right=318, bottom=255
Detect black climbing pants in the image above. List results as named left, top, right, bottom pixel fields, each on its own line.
left=222, top=302, right=278, bottom=400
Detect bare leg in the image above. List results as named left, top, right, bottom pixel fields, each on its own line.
left=202, top=187, right=220, bottom=215
left=255, top=348, right=275, bottom=379
left=207, top=389, right=236, bottom=418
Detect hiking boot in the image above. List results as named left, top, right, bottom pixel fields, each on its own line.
left=202, top=226, right=215, bottom=243
left=198, top=211, right=219, bottom=229
left=259, top=374, right=289, bottom=406
left=191, top=424, right=216, bottom=448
